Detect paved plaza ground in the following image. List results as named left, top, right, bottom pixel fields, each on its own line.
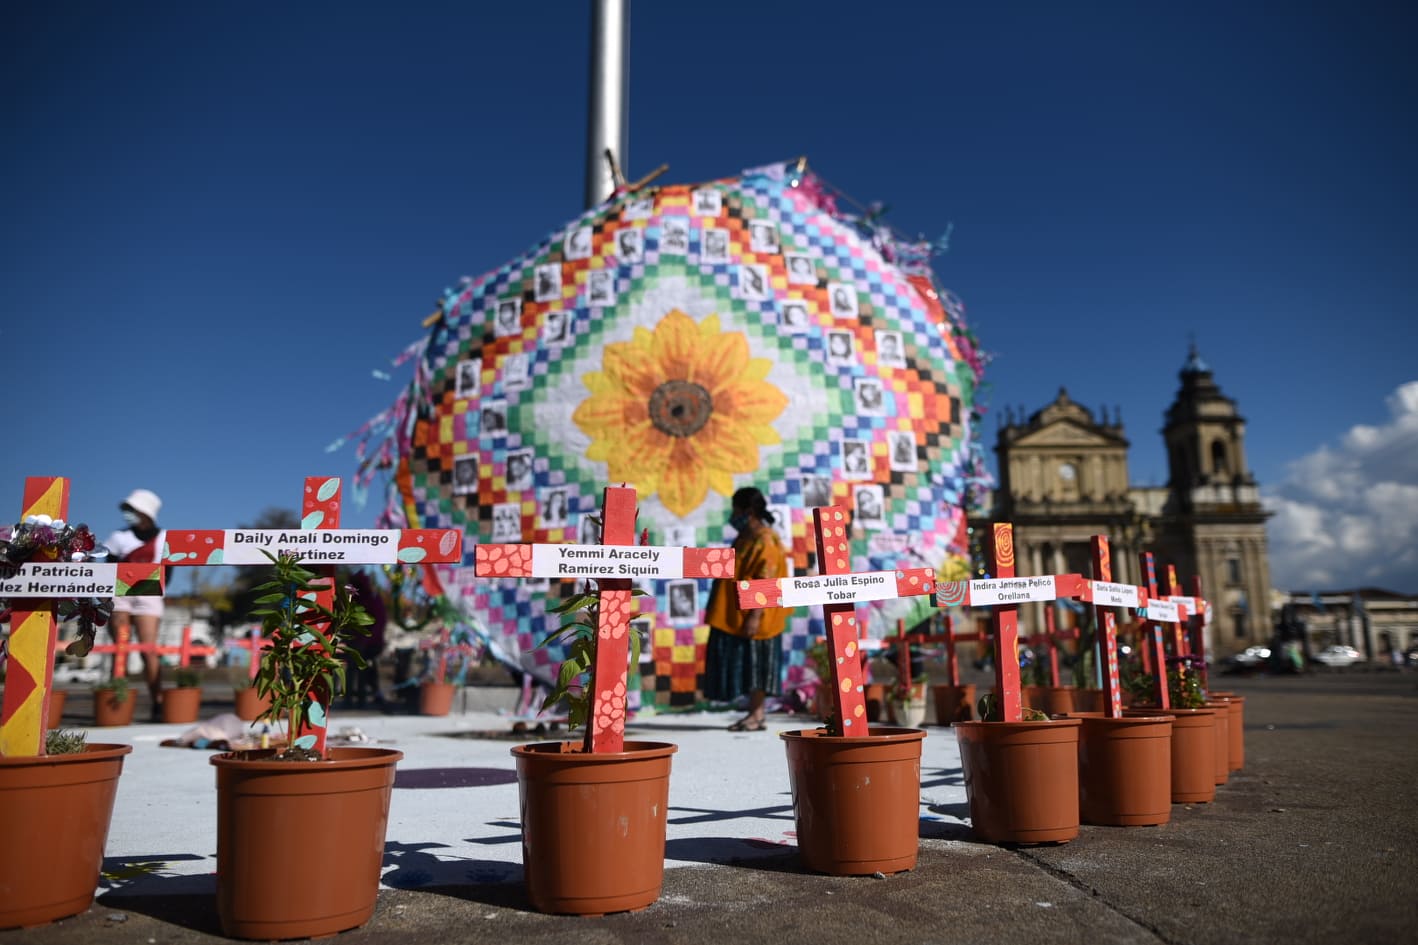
left=3, top=670, right=1415, bottom=944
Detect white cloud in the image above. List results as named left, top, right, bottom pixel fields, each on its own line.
left=1265, top=381, right=1418, bottom=593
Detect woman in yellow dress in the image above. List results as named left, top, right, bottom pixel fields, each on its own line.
left=703, top=487, right=792, bottom=731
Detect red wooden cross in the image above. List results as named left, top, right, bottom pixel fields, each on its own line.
left=1083, top=535, right=1127, bottom=719
left=737, top=506, right=935, bottom=735
left=89, top=625, right=219, bottom=680
left=162, top=476, right=460, bottom=755
left=1, top=476, right=164, bottom=756
left=1137, top=551, right=1172, bottom=709
left=474, top=485, right=733, bottom=753
left=1189, top=575, right=1210, bottom=689
left=1162, top=565, right=1191, bottom=658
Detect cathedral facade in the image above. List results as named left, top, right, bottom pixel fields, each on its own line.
left=972, top=347, right=1272, bottom=659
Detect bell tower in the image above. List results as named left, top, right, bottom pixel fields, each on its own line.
left=1156, top=345, right=1272, bottom=654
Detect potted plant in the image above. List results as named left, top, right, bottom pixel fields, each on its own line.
left=0, top=487, right=138, bottom=928
left=209, top=552, right=402, bottom=939
left=0, top=729, right=134, bottom=929
left=509, top=573, right=677, bottom=915
left=92, top=677, right=135, bottom=727
left=229, top=666, right=271, bottom=721
left=1124, top=656, right=1217, bottom=804
left=886, top=674, right=929, bottom=728
left=160, top=667, right=203, bottom=724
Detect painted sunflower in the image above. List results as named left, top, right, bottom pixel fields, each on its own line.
left=572, top=309, right=788, bottom=516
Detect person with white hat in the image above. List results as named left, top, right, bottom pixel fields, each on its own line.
left=106, top=489, right=167, bottom=720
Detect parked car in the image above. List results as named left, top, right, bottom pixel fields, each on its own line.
left=1312, top=645, right=1364, bottom=668
left=1221, top=646, right=1271, bottom=674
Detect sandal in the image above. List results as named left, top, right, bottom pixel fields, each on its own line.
left=727, top=718, right=766, bottom=732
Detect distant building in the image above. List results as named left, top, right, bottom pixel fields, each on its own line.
left=972, top=346, right=1272, bottom=659
left=1281, top=590, right=1418, bottom=663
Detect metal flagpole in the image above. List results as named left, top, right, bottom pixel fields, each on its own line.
left=585, top=0, right=629, bottom=209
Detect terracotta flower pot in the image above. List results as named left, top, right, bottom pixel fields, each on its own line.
left=92, top=689, right=136, bottom=727
left=1077, top=715, right=1173, bottom=826
left=781, top=726, right=926, bottom=875
left=887, top=698, right=928, bottom=728
left=232, top=687, right=271, bottom=722
left=512, top=740, right=676, bottom=915
left=930, top=684, right=975, bottom=725
left=1204, top=702, right=1230, bottom=786
left=1209, top=691, right=1246, bottom=771
left=956, top=718, right=1082, bottom=844
left=419, top=681, right=457, bottom=716
left=1127, top=707, right=1216, bottom=803
left=160, top=686, right=202, bottom=724
left=1071, top=689, right=1106, bottom=713
left=0, top=743, right=131, bottom=929
left=1022, top=685, right=1047, bottom=711
left=211, top=746, right=402, bottom=939
left=46, top=690, right=67, bottom=730
left=1038, top=687, right=1077, bottom=716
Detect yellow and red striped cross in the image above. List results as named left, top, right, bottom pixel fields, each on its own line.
left=1, top=477, right=164, bottom=757
left=474, top=485, right=733, bottom=753
left=736, top=506, right=934, bottom=735
left=161, top=476, right=461, bottom=756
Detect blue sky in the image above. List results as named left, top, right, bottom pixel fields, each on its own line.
left=4, top=1, right=1415, bottom=594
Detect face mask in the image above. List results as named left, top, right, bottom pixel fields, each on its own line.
left=729, top=512, right=750, bottom=532
left=121, top=509, right=142, bottom=527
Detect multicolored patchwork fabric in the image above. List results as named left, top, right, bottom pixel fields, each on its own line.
left=356, top=161, right=987, bottom=709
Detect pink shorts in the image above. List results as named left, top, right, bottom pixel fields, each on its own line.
left=112, top=595, right=164, bottom=618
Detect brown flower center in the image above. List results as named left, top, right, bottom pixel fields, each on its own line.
left=648, top=380, right=713, bottom=437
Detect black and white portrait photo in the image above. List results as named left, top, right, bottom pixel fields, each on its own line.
left=577, top=513, right=601, bottom=545
left=539, top=487, right=568, bottom=528
left=502, top=351, right=530, bottom=392
left=768, top=503, right=792, bottom=549
left=780, top=299, right=810, bottom=332
left=491, top=502, right=522, bottom=542
left=888, top=430, right=917, bottom=472
left=841, top=439, right=871, bottom=480
left=622, top=195, right=654, bottom=220
left=660, top=217, right=689, bottom=255
left=875, top=329, right=907, bottom=367
left=564, top=224, right=592, bottom=261
left=664, top=523, right=695, bottom=547
left=854, top=484, right=885, bottom=529
left=826, top=330, right=855, bottom=366
left=453, top=455, right=478, bottom=496
left=701, top=227, right=729, bottom=263
left=544, top=309, right=571, bottom=346
left=785, top=253, right=817, bottom=285
left=455, top=358, right=481, bottom=399
left=505, top=448, right=534, bottom=492
left=692, top=188, right=722, bottom=216
left=534, top=263, right=562, bottom=304
left=749, top=220, right=780, bottom=255
left=854, top=377, right=887, bottom=415
left=667, top=580, right=698, bottom=623
left=828, top=282, right=858, bottom=319
left=630, top=618, right=654, bottom=661
left=495, top=297, right=522, bottom=338
left=587, top=269, right=616, bottom=307
left=479, top=400, right=508, bottom=438
left=616, top=226, right=644, bottom=263
left=738, top=263, right=770, bottom=301
left=800, top=474, right=832, bottom=509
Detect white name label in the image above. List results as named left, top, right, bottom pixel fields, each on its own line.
left=0, top=563, right=121, bottom=597
left=779, top=571, right=898, bottom=607
left=221, top=529, right=401, bottom=565
left=529, top=544, right=687, bottom=579
left=968, top=575, right=1058, bottom=605
left=1142, top=599, right=1180, bottom=623
left=1091, top=581, right=1140, bottom=608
